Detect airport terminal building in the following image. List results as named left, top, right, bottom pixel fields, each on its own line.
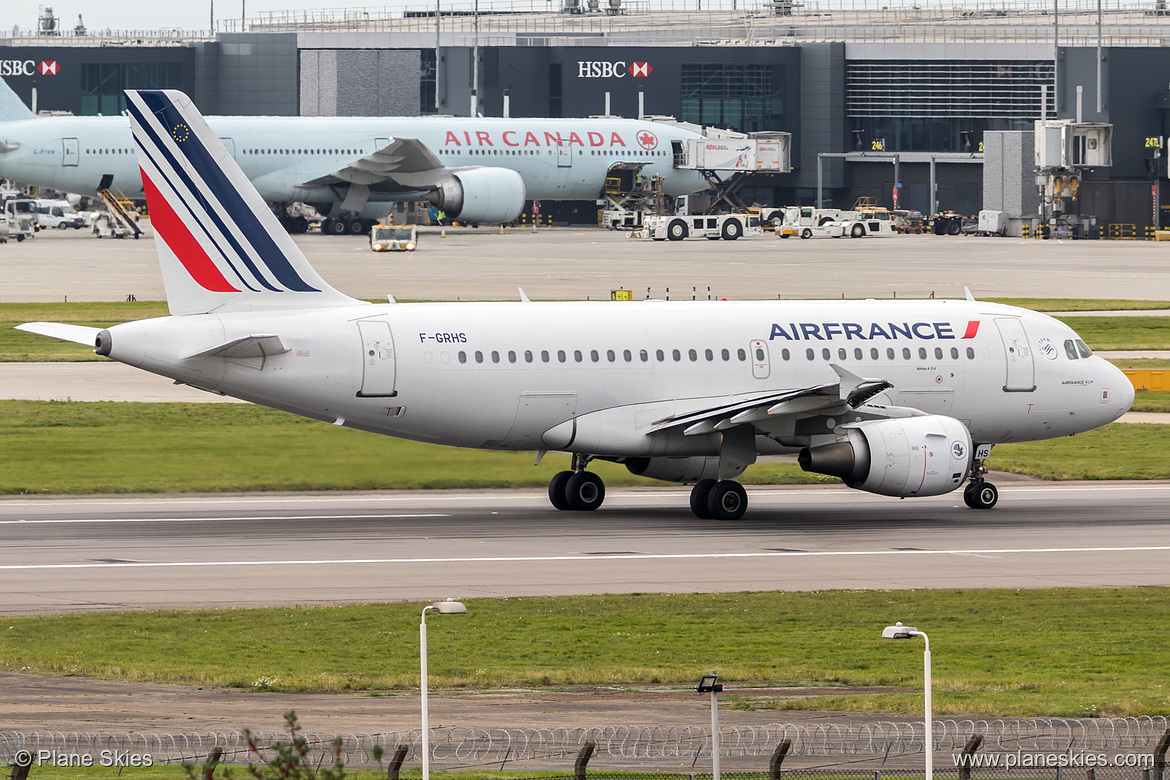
left=2, top=1, right=1169, bottom=226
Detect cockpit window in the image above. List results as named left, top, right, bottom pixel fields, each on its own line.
left=1075, top=339, right=1094, bottom=358
left=1064, top=339, right=1079, bottom=360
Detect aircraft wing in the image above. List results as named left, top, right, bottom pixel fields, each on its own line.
left=298, top=137, right=445, bottom=191
left=647, top=365, right=893, bottom=436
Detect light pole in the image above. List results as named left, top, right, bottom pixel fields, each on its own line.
left=421, top=599, right=466, bottom=780
left=434, top=0, right=441, bottom=112
left=696, top=672, right=724, bottom=780
left=883, top=622, right=932, bottom=780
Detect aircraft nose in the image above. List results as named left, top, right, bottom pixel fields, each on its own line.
left=1102, top=359, right=1135, bottom=422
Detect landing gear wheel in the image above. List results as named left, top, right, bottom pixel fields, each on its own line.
left=348, top=217, right=366, bottom=235
left=689, top=479, right=717, bottom=519
left=721, top=219, right=742, bottom=241
left=706, top=481, right=747, bottom=521
left=963, top=482, right=998, bottom=509
left=565, top=471, right=605, bottom=511
left=325, top=217, right=347, bottom=235
left=667, top=220, right=688, bottom=241
left=548, top=470, right=574, bottom=511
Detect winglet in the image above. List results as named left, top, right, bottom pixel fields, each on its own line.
left=964, top=286, right=977, bottom=302
left=519, top=288, right=532, bottom=303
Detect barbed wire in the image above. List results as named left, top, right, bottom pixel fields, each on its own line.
left=1, top=718, right=1167, bottom=767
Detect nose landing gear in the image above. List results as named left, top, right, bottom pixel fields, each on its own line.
left=963, top=446, right=998, bottom=509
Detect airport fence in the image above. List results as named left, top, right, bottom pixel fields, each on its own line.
left=1, top=717, right=1168, bottom=771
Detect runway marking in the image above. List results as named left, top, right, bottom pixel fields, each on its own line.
left=2, top=546, right=1168, bottom=571
left=3, top=483, right=1170, bottom=510
left=0, top=514, right=447, bottom=525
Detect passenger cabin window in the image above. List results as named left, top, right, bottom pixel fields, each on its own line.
left=966, top=347, right=975, bottom=359
left=737, top=348, right=747, bottom=361
left=806, top=348, right=815, bottom=360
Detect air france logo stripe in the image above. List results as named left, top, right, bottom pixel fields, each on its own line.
left=128, top=91, right=320, bottom=294
left=129, top=102, right=263, bottom=292
left=140, top=169, right=240, bottom=293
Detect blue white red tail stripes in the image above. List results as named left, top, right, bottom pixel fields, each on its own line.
left=126, top=89, right=357, bottom=315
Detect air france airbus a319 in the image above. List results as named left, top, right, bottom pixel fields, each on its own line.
left=0, top=77, right=705, bottom=233
left=18, top=90, right=1133, bottom=520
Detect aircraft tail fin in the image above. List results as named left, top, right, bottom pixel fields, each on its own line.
left=125, top=89, right=361, bottom=316
left=0, top=77, right=36, bottom=123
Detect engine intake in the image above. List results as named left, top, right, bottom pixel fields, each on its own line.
left=799, top=415, right=972, bottom=497
left=429, top=167, right=526, bottom=223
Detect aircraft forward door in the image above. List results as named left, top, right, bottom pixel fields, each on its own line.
left=356, top=320, right=397, bottom=397
left=62, top=137, right=78, bottom=167
left=995, top=317, right=1036, bottom=392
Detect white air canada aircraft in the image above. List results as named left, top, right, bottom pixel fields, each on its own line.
left=19, top=90, right=1135, bottom=520
left=0, top=77, right=706, bottom=233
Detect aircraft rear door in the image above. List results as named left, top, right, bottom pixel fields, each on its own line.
left=995, top=317, right=1036, bottom=392
left=62, top=137, right=78, bottom=167
left=357, top=319, right=397, bottom=397
left=557, top=143, right=572, bottom=168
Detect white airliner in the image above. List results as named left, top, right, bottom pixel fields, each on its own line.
left=18, top=89, right=1134, bottom=519
left=0, top=77, right=705, bottom=232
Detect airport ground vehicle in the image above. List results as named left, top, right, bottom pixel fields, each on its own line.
left=369, top=224, right=417, bottom=252
left=643, top=212, right=762, bottom=241
left=929, top=211, right=976, bottom=235
left=2, top=198, right=37, bottom=241
left=35, top=199, right=86, bottom=230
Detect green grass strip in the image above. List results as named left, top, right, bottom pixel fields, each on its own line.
left=2, top=590, right=1169, bottom=717
left=4, top=401, right=1168, bottom=495
left=987, top=298, right=1170, bottom=312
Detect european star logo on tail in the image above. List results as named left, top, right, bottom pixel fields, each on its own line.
left=126, top=89, right=358, bottom=315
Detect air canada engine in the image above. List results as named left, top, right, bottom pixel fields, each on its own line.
left=429, top=167, right=526, bottom=224
left=798, top=415, right=972, bottom=497
left=626, top=456, right=732, bottom=484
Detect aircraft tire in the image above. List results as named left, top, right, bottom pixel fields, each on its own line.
left=689, top=479, right=717, bottom=519
left=706, top=480, right=747, bottom=521
left=565, top=471, right=605, bottom=511
left=548, top=470, right=574, bottom=511
left=348, top=218, right=366, bottom=235
left=721, top=219, right=742, bottom=241
left=667, top=220, right=688, bottom=241
left=325, top=218, right=347, bottom=235
left=964, top=482, right=998, bottom=509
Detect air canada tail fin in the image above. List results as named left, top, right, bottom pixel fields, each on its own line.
left=125, top=89, right=361, bottom=316
left=0, top=77, right=36, bottom=123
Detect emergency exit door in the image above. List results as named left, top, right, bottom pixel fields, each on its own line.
left=995, top=317, right=1036, bottom=392
left=357, top=320, right=397, bottom=397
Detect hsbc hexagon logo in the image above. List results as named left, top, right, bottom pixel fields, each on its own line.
left=577, top=60, right=653, bottom=78
left=636, top=130, right=658, bottom=150
left=40, top=61, right=59, bottom=75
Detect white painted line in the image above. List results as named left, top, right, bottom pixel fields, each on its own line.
left=0, top=514, right=448, bottom=525
left=2, top=546, right=1168, bottom=571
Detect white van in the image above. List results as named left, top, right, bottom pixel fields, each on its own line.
left=35, top=199, right=86, bottom=230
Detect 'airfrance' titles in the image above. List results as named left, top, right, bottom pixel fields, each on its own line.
left=768, top=321, right=981, bottom=341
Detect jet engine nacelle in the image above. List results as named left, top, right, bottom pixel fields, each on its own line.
left=626, top=456, right=738, bottom=484
left=798, top=415, right=972, bottom=497
left=430, top=167, right=526, bottom=223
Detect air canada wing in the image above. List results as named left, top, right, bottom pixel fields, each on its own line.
left=647, top=365, right=893, bottom=436
left=298, top=137, right=446, bottom=191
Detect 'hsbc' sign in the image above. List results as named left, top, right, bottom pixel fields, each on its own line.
left=577, top=61, right=653, bottom=78
left=0, top=60, right=60, bottom=76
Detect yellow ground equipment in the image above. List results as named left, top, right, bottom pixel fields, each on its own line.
left=369, top=224, right=417, bottom=252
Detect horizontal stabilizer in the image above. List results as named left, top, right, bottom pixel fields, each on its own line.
left=188, top=334, right=289, bottom=359
left=16, top=322, right=100, bottom=347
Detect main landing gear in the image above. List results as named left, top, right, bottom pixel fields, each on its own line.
left=689, top=479, right=748, bottom=521
left=548, top=454, right=606, bottom=512
left=962, top=446, right=998, bottom=509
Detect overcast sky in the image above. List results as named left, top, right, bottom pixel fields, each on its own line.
left=1, top=1, right=376, bottom=34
